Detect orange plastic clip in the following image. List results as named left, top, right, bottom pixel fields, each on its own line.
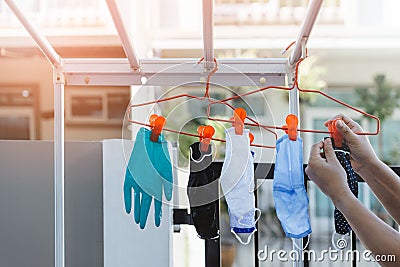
left=249, top=132, right=254, bottom=144
left=198, top=125, right=215, bottom=152
left=233, top=108, right=246, bottom=135
left=149, top=114, right=166, bottom=142
left=282, top=125, right=289, bottom=134
left=286, top=114, right=298, bottom=141
left=197, top=126, right=205, bottom=141
left=327, top=118, right=343, bottom=148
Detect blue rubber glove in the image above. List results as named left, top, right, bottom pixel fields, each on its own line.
left=124, top=127, right=173, bottom=229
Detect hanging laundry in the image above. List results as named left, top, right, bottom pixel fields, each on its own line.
left=187, top=142, right=219, bottom=240
left=220, top=127, right=260, bottom=245
left=273, top=134, right=312, bottom=239
left=123, top=127, right=173, bottom=229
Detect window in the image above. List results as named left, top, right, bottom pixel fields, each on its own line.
left=0, top=116, right=30, bottom=140
left=309, top=89, right=359, bottom=108
left=280, top=0, right=308, bottom=8
left=324, top=0, right=341, bottom=7
left=66, top=87, right=130, bottom=125
left=71, top=95, right=103, bottom=117
left=0, top=85, right=38, bottom=140
left=232, top=96, right=267, bottom=117
left=108, top=93, right=130, bottom=119
left=175, top=91, right=230, bottom=119
left=369, top=119, right=400, bottom=165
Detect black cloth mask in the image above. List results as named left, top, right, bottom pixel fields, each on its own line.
left=187, top=142, right=219, bottom=239
left=330, top=138, right=358, bottom=235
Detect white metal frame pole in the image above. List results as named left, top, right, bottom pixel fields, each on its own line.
left=53, top=69, right=65, bottom=267
left=288, top=1, right=323, bottom=266
left=288, top=38, right=307, bottom=121
left=202, top=0, right=214, bottom=71
left=288, top=0, right=323, bottom=101
left=289, top=71, right=303, bottom=267
left=4, top=1, right=66, bottom=267
left=105, top=0, right=140, bottom=70
left=289, top=0, right=323, bottom=66
left=4, top=0, right=62, bottom=67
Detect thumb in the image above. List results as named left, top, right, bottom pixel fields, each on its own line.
left=323, top=138, right=338, bottom=163
left=336, top=120, right=357, bottom=143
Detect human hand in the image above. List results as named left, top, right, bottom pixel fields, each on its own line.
left=306, top=138, right=351, bottom=203
left=325, top=114, right=379, bottom=174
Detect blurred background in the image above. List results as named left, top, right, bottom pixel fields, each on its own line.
left=0, top=0, right=399, bottom=266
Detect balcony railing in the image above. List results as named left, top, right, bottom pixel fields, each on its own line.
left=214, top=0, right=344, bottom=25
left=0, top=0, right=108, bottom=28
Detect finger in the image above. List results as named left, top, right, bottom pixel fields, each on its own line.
left=163, top=178, right=173, bottom=201
left=305, top=165, right=312, bottom=178
left=139, top=193, right=152, bottom=229
left=339, top=114, right=363, bottom=132
left=154, top=199, right=162, bottom=227
left=161, top=143, right=173, bottom=201
left=123, top=171, right=133, bottom=214
left=123, top=187, right=132, bottom=214
left=324, top=114, right=363, bottom=133
left=324, top=114, right=344, bottom=127
left=335, top=119, right=358, bottom=143
left=134, top=190, right=141, bottom=224
left=323, top=138, right=339, bottom=162
left=309, top=141, right=324, bottom=160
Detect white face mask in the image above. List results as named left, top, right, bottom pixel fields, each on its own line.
left=220, top=127, right=261, bottom=245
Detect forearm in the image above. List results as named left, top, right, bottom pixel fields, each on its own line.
left=357, top=160, right=400, bottom=224
left=333, top=194, right=400, bottom=266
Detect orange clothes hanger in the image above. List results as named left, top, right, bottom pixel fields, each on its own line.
left=126, top=58, right=276, bottom=148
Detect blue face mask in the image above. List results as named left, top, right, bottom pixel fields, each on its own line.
left=273, top=135, right=312, bottom=240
